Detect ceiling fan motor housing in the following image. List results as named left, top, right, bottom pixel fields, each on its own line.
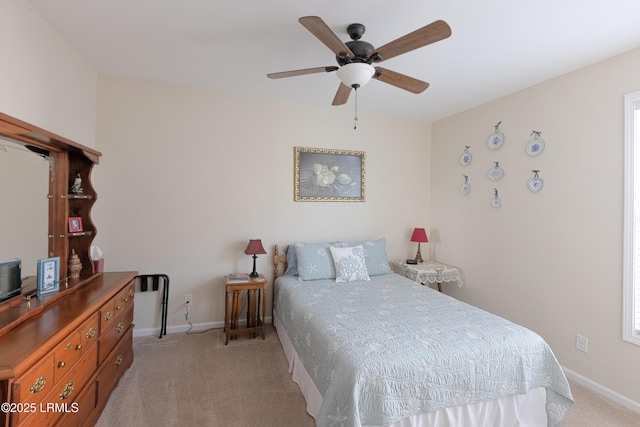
left=336, top=23, right=380, bottom=66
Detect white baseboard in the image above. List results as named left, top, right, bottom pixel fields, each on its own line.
left=133, top=317, right=273, bottom=338
left=563, top=366, right=640, bottom=415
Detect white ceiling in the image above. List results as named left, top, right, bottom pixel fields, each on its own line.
left=29, top=0, right=640, bottom=122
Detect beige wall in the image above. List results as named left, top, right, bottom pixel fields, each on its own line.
left=0, top=0, right=97, bottom=146
left=431, top=48, right=640, bottom=407
left=92, top=75, right=431, bottom=335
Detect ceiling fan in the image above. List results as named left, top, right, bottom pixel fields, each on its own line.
left=267, top=16, right=452, bottom=106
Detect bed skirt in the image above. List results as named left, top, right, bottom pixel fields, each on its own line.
left=274, top=311, right=548, bottom=427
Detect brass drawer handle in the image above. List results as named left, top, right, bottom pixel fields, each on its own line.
left=86, top=327, right=96, bottom=339
left=104, top=311, right=113, bottom=321
left=114, top=355, right=123, bottom=366
left=75, top=344, right=82, bottom=351
left=65, top=342, right=72, bottom=351
left=30, top=376, right=46, bottom=394
left=128, top=289, right=134, bottom=298
left=121, top=297, right=128, bottom=303
left=59, top=381, right=74, bottom=400
left=58, top=361, right=66, bottom=369
left=116, top=305, right=122, bottom=311
left=115, top=322, right=124, bottom=333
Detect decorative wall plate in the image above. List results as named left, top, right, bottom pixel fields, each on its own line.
left=491, top=189, right=501, bottom=208
left=488, top=162, right=504, bottom=181
left=528, top=170, right=544, bottom=193
left=461, top=175, right=470, bottom=194
left=526, top=138, right=545, bottom=156
left=488, top=121, right=504, bottom=150
left=460, top=147, right=472, bottom=166
left=487, top=132, right=504, bottom=150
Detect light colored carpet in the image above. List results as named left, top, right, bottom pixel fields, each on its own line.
left=97, top=326, right=640, bottom=427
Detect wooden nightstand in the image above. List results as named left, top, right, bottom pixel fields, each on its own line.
left=224, top=274, right=267, bottom=345
left=390, top=260, right=462, bottom=292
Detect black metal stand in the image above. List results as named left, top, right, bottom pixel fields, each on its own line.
left=135, top=274, right=169, bottom=338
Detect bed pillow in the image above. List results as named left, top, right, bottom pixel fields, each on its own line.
left=329, top=246, right=371, bottom=283
left=294, top=243, right=340, bottom=281
left=342, top=238, right=392, bottom=276
left=283, top=245, right=298, bottom=276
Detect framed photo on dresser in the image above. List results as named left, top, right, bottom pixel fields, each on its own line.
left=37, top=257, right=60, bottom=295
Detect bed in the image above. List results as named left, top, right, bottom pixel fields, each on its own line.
left=272, top=240, right=574, bottom=427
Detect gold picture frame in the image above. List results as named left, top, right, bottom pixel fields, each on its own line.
left=294, top=147, right=365, bottom=202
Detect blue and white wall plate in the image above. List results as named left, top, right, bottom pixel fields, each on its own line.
left=528, top=170, right=544, bottom=192
left=461, top=175, right=471, bottom=194
left=526, top=138, right=545, bottom=156
left=491, top=188, right=501, bottom=208
left=488, top=131, right=504, bottom=149
left=460, top=146, right=472, bottom=165
left=488, top=161, right=504, bottom=181
left=488, top=121, right=504, bottom=150
left=526, top=130, right=545, bottom=156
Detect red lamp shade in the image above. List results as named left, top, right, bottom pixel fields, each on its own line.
left=245, top=239, right=266, bottom=277
left=410, top=228, right=429, bottom=243
left=244, top=239, right=267, bottom=255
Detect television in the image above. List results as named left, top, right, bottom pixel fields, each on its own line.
left=0, top=259, right=21, bottom=301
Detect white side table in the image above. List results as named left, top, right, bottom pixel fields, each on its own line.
left=390, top=260, right=463, bottom=292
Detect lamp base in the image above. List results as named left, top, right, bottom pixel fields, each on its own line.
left=250, top=255, right=259, bottom=277
left=415, top=243, right=424, bottom=263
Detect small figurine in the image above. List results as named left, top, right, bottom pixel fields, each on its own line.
left=68, top=249, right=82, bottom=279
left=70, top=172, right=83, bottom=194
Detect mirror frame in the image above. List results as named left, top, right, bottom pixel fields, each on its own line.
left=0, top=112, right=101, bottom=281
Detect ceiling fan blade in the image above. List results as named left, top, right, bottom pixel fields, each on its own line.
left=299, top=16, right=354, bottom=59
left=332, top=83, right=352, bottom=105
left=267, top=66, right=338, bottom=79
left=373, top=67, right=429, bottom=93
left=370, top=20, right=451, bottom=62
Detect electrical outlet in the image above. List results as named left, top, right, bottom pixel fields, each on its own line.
left=576, top=334, right=588, bottom=352
left=184, top=294, right=192, bottom=306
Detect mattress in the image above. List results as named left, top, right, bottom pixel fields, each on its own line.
left=273, top=273, right=573, bottom=427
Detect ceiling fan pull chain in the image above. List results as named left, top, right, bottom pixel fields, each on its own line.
left=353, top=87, right=359, bottom=130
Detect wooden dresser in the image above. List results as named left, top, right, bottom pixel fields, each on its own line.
left=0, top=272, right=137, bottom=427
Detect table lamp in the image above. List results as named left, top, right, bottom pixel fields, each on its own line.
left=244, top=239, right=267, bottom=277
left=410, top=228, right=428, bottom=263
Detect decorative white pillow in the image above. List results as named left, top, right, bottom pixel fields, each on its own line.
left=330, top=246, right=370, bottom=283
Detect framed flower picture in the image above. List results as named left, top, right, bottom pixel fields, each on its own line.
left=294, top=147, right=365, bottom=202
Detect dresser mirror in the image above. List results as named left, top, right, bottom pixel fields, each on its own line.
left=0, top=135, right=49, bottom=276
left=0, top=112, right=101, bottom=296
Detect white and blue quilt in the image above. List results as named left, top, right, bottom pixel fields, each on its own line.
left=274, top=273, right=574, bottom=427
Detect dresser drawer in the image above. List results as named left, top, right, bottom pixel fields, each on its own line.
left=98, top=304, right=133, bottom=364
left=52, top=342, right=97, bottom=404
left=99, top=296, right=117, bottom=336
left=17, top=345, right=97, bottom=427
left=79, top=311, right=99, bottom=350
left=11, top=353, right=55, bottom=406
left=52, top=333, right=82, bottom=384
left=113, top=281, right=135, bottom=318
left=96, top=325, right=133, bottom=407
left=53, top=379, right=96, bottom=427
left=53, top=311, right=99, bottom=384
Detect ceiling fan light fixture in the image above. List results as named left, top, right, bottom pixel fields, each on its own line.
left=337, top=63, right=375, bottom=88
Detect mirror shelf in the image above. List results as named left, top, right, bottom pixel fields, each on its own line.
left=0, top=112, right=102, bottom=302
